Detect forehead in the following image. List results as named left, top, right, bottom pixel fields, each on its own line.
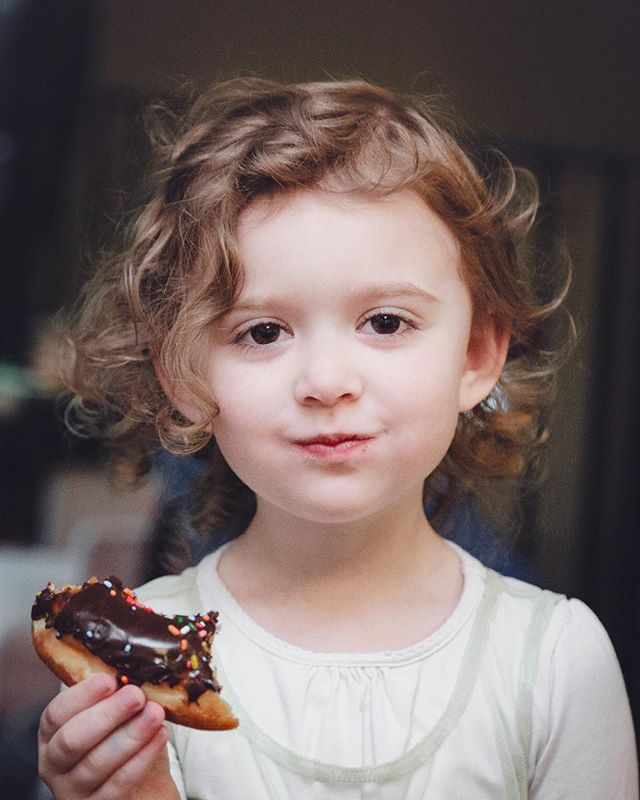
left=236, top=188, right=463, bottom=293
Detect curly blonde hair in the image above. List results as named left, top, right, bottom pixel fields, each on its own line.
left=63, top=76, right=570, bottom=532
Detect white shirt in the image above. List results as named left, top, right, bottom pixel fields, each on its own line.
left=137, top=542, right=638, bottom=799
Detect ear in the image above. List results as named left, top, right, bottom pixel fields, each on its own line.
left=458, top=318, right=510, bottom=412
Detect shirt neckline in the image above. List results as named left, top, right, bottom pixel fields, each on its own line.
left=196, top=538, right=486, bottom=667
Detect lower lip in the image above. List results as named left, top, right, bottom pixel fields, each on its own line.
left=295, top=438, right=373, bottom=461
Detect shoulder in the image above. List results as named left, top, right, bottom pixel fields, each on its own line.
left=476, top=565, right=637, bottom=793
left=534, top=593, right=630, bottom=718
left=468, top=558, right=625, bottom=688
left=484, top=566, right=625, bottom=694
left=461, top=549, right=565, bottom=641
left=541, top=594, right=620, bottom=666
left=528, top=594, right=638, bottom=796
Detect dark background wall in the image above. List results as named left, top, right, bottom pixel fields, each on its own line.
left=1, top=1, right=639, bottom=784
left=97, top=1, right=640, bottom=155
left=30, top=0, right=639, bottom=591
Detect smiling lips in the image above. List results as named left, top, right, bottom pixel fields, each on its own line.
left=294, top=433, right=374, bottom=459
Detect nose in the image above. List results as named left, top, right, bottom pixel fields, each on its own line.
left=293, top=337, right=363, bottom=407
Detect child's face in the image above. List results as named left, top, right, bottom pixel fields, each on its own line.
left=205, top=188, right=504, bottom=524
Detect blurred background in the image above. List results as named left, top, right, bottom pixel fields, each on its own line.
left=1, top=1, right=638, bottom=796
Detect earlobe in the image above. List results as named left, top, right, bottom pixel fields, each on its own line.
left=458, top=320, right=510, bottom=412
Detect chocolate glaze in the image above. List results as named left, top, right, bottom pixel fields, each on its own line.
left=32, top=577, right=222, bottom=703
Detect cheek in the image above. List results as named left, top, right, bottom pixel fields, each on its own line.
left=211, top=412, right=259, bottom=489
left=208, top=359, right=267, bottom=420
left=403, top=383, right=461, bottom=437
left=384, top=348, right=464, bottom=413
left=387, top=366, right=463, bottom=455
left=209, top=373, right=277, bottom=467
left=211, top=396, right=255, bottom=450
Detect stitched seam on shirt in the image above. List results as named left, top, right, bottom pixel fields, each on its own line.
left=515, top=590, right=560, bottom=796
left=213, top=570, right=502, bottom=784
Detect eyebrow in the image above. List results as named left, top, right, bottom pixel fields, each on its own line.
left=355, top=282, right=440, bottom=305
left=229, top=282, right=440, bottom=313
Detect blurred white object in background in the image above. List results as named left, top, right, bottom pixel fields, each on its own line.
left=0, top=543, right=87, bottom=713
left=36, top=465, right=160, bottom=547
left=0, top=464, right=161, bottom=717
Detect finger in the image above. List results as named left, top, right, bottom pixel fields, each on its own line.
left=94, top=725, right=170, bottom=800
left=70, top=702, right=165, bottom=795
left=43, top=684, right=146, bottom=775
left=39, top=673, right=116, bottom=744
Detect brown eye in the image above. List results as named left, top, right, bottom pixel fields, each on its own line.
left=250, top=322, right=282, bottom=344
left=369, top=314, right=402, bottom=334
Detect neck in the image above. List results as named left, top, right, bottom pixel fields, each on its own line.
left=228, top=488, right=451, bottom=602
left=217, top=490, right=464, bottom=653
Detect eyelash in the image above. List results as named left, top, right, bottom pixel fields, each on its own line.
left=233, top=311, right=417, bottom=350
left=233, top=320, right=291, bottom=351
left=359, top=311, right=416, bottom=337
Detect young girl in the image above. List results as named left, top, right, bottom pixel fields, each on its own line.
left=38, top=78, right=637, bottom=799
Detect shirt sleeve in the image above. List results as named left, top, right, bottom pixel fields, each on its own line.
left=529, top=597, right=638, bottom=799
left=165, top=727, right=188, bottom=800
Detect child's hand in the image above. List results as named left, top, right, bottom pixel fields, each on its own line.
left=38, top=673, right=177, bottom=800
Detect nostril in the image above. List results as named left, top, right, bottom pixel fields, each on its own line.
left=293, top=348, right=363, bottom=406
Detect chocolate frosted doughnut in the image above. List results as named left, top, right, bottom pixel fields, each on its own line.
left=31, top=577, right=238, bottom=730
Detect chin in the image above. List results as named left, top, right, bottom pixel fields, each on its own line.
left=248, top=473, right=422, bottom=526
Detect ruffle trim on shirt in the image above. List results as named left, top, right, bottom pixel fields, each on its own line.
left=212, top=570, right=503, bottom=783
left=196, top=540, right=485, bottom=667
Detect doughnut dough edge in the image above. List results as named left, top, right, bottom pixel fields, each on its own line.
left=32, top=616, right=239, bottom=730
